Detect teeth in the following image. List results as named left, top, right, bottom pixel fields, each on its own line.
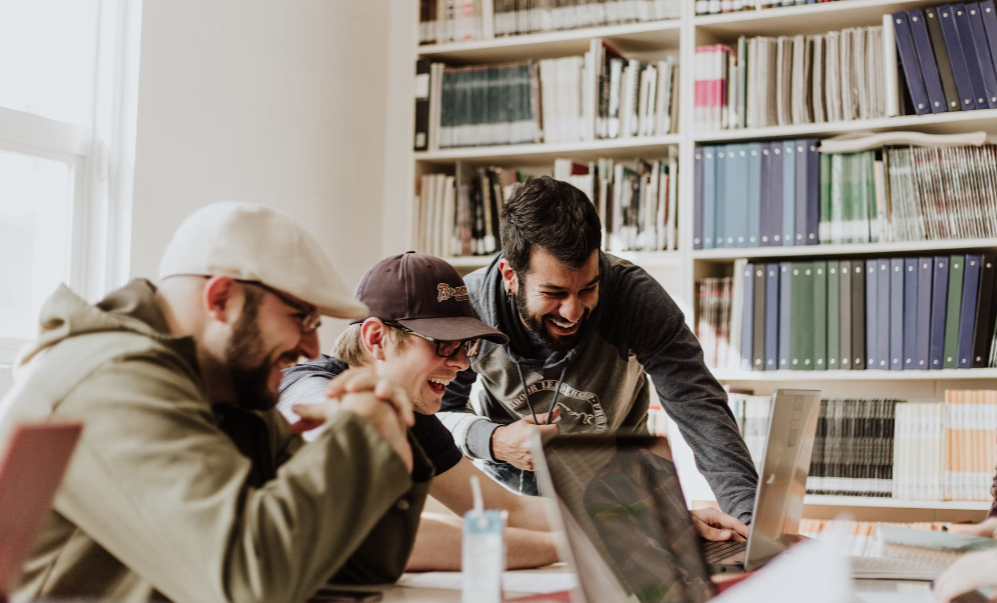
left=428, top=378, right=451, bottom=386
left=550, top=319, right=577, bottom=329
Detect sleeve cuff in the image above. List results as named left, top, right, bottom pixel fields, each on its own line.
left=466, top=418, right=501, bottom=462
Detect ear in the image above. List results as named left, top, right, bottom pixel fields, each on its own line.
left=202, top=276, right=241, bottom=325
left=498, top=258, right=519, bottom=296
left=360, top=318, right=390, bottom=361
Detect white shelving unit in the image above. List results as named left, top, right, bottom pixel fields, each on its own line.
left=408, top=0, right=997, bottom=522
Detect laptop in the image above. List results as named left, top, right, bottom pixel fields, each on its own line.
left=0, top=421, right=83, bottom=599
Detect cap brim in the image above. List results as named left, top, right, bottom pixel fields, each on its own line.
left=317, top=298, right=369, bottom=320
left=398, top=316, right=509, bottom=344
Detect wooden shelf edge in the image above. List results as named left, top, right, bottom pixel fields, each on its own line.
left=804, top=495, right=991, bottom=510
left=712, top=368, right=997, bottom=381
left=692, top=239, right=997, bottom=260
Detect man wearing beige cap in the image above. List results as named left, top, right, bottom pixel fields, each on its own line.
left=0, top=202, right=430, bottom=603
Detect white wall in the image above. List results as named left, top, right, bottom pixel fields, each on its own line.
left=131, top=0, right=392, bottom=345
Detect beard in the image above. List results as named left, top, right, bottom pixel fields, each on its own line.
left=224, top=293, right=279, bottom=411
left=514, top=283, right=589, bottom=352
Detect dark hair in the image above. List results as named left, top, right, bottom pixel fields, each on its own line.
left=500, top=176, right=602, bottom=274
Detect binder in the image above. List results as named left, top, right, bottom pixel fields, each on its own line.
left=929, top=256, right=950, bottom=369
left=790, top=262, right=806, bottom=369
left=784, top=140, right=797, bottom=247
left=779, top=261, right=793, bottom=369
left=916, top=257, right=935, bottom=370
left=797, top=262, right=816, bottom=370
left=957, top=254, right=981, bottom=367
left=814, top=261, right=828, bottom=370
left=765, top=263, right=780, bottom=370
left=694, top=147, right=704, bottom=249
left=747, top=143, right=762, bottom=247
left=892, top=11, right=933, bottom=114
left=907, top=8, right=950, bottom=112
left=741, top=262, right=754, bottom=371
left=866, top=260, right=879, bottom=369
left=943, top=255, right=965, bottom=368
left=716, top=147, right=729, bottom=248
left=951, top=3, right=991, bottom=109
left=769, top=143, right=785, bottom=246
left=924, top=6, right=964, bottom=111
left=806, top=140, right=820, bottom=245
left=938, top=4, right=981, bottom=110
left=980, top=2, right=997, bottom=104
left=414, top=59, right=432, bottom=150
left=966, top=3, right=997, bottom=107
left=703, top=147, right=716, bottom=248
left=840, top=260, right=853, bottom=369
left=877, top=259, right=891, bottom=370
left=973, top=254, right=997, bottom=367
left=891, top=258, right=906, bottom=369
left=753, top=264, right=766, bottom=370
left=828, top=261, right=841, bottom=369
left=903, top=257, right=919, bottom=369
left=852, top=260, right=866, bottom=370
left=730, top=145, right=750, bottom=247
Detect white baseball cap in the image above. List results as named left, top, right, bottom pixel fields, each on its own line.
left=158, top=202, right=368, bottom=319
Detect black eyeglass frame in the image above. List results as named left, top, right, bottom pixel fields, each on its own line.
left=385, top=321, right=481, bottom=358
left=239, top=280, right=323, bottom=335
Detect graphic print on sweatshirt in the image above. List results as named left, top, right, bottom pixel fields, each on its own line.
left=509, top=378, right=608, bottom=433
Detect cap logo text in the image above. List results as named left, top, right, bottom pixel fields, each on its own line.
left=438, top=283, right=468, bottom=302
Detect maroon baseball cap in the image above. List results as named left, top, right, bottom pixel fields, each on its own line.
left=351, top=251, right=508, bottom=344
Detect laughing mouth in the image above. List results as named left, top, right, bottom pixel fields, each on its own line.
left=427, top=377, right=452, bottom=394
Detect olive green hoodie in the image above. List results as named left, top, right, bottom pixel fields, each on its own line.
left=0, top=279, right=432, bottom=603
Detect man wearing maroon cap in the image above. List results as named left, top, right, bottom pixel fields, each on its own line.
left=279, top=251, right=748, bottom=570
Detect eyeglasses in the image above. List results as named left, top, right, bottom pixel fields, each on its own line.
left=385, top=322, right=481, bottom=358
left=240, top=281, right=322, bottom=335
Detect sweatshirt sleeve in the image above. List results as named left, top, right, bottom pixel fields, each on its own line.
left=619, top=265, right=759, bottom=522
left=439, top=366, right=500, bottom=461
left=51, top=353, right=430, bottom=603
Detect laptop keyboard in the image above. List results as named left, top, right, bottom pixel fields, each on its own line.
left=702, top=539, right=747, bottom=563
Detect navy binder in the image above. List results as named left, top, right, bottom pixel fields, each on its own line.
left=779, top=262, right=792, bottom=369
left=916, top=257, right=934, bottom=369
left=951, top=3, right=992, bottom=109
left=908, top=8, right=950, bottom=112
left=973, top=254, right=997, bottom=367
left=866, top=260, right=879, bottom=369
left=877, top=259, right=891, bottom=370
left=929, top=256, right=950, bottom=369
left=806, top=140, right=820, bottom=245
left=703, top=147, right=716, bottom=248
left=980, top=2, right=997, bottom=101
left=903, top=258, right=919, bottom=369
left=740, top=262, right=754, bottom=371
left=939, top=4, right=981, bottom=110
left=957, top=254, right=981, bottom=367
left=694, top=147, right=704, bottom=249
left=784, top=140, right=797, bottom=247
left=893, top=11, right=933, bottom=114
left=967, top=3, right=997, bottom=107
left=765, top=264, right=780, bottom=370
left=891, top=258, right=906, bottom=369
left=747, top=143, right=762, bottom=247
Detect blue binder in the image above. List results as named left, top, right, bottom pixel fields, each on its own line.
left=967, top=3, right=997, bottom=107
left=877, top=259, right=891, bottom=370
left=715, top=147, right=728, bottom=248
left=730, top=144, right=749, bottom=248
left=958, top=254, right=982, bottom=367
left=784, top=140, right=797, bottom=247
left=741, top=263, right=754, bottom=371
left=779, top=262, right=792, bottom=370
left=694, top=147, right=704, bottom=249
left=907, top=8, right=950, bottom=112
left=929, top=256, right=950, bottom=369
left=866, top=260, right=879, bottom=369
left=980, top=1, right=997, bottom=90
left=769, top=142, right=784, bottom=247
left=746, top=143, right=762, bottom=247
left=916, top=257, right=934, bottom=369
left=765, top=264, right=780, bottom=370
left=903, top=257, right=919, bottom=369
left=891, top=258, right=906, bottom=369
left=939, top=4, right=981, bottom=110
left=893, top=11, right=933, bottom=114
left=806, top=140, right=820, bottom=246
left=951, top=3, right=992, bottom=109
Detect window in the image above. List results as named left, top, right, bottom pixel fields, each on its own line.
left=0, top=0, right=142, bottom=364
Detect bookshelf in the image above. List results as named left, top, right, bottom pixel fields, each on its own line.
left=405, top=0, right=997, bottom=521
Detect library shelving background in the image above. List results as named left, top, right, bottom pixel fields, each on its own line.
left=407, top=0, right=997, bottom=525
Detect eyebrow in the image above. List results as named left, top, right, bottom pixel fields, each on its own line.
left=538, top=275, right=601, bottom=291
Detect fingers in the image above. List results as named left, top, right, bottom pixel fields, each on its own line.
left=692, top=516, right=733, bottom=542
left=948, top=519, right=997, bottom=538
left=292, top=403, right=329, bottom=421
left=325, top=368, right=380, bottom=399
left=933, top=550, right=997, bottom=602
left=289, top=418, right=325, bottom=435
left=374, top=380, right=415, bottom=427
left=702, top=509, right=750, bottom=539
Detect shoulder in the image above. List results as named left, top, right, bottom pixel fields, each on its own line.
left=280, top=354, right=346, bottom=394
left=601, top=253, right=683, bottom=314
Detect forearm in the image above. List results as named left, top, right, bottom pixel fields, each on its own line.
left=506, top=497, right=552, bottom=533
left=406, top=514, right=560, bottom=572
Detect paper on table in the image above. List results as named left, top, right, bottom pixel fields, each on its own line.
left=396, top=572, right=577, bottom=595
left=711, top=538, right=853, bottom=603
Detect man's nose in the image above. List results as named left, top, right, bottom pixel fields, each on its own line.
left=299, top=330, right=320, bottom=360
left=560, top=296, right=584, bottom=323
left=447, top=346, right=471, bottom=371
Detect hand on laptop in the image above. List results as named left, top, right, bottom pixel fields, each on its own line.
left=933, top=549, right=997, bottom=602
left=690, top=508, right=749, bottom=542
left=491, top=409, right=561, bottom=471
left=948, top=518, right=997, bottom=540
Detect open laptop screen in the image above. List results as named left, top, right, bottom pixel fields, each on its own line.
left=536, top=435, right=714, bottom=603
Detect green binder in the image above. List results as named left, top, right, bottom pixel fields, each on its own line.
left=819, top=153, right=831, bottom=244
left=790, top=262, right=807, bottom=370
left=796, top=262, right=816, bottom=370
left=827, top=261, right=840, bottom=370
left=943, top=255, right=965, bottom=369
left=814, top=261, right=828, bottom=370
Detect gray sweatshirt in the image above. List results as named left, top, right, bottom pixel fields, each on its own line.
left=439, top=252, right=759, bottom=521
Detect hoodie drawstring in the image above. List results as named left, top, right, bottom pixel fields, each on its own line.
left=515, top=362, right=568, bottom=426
